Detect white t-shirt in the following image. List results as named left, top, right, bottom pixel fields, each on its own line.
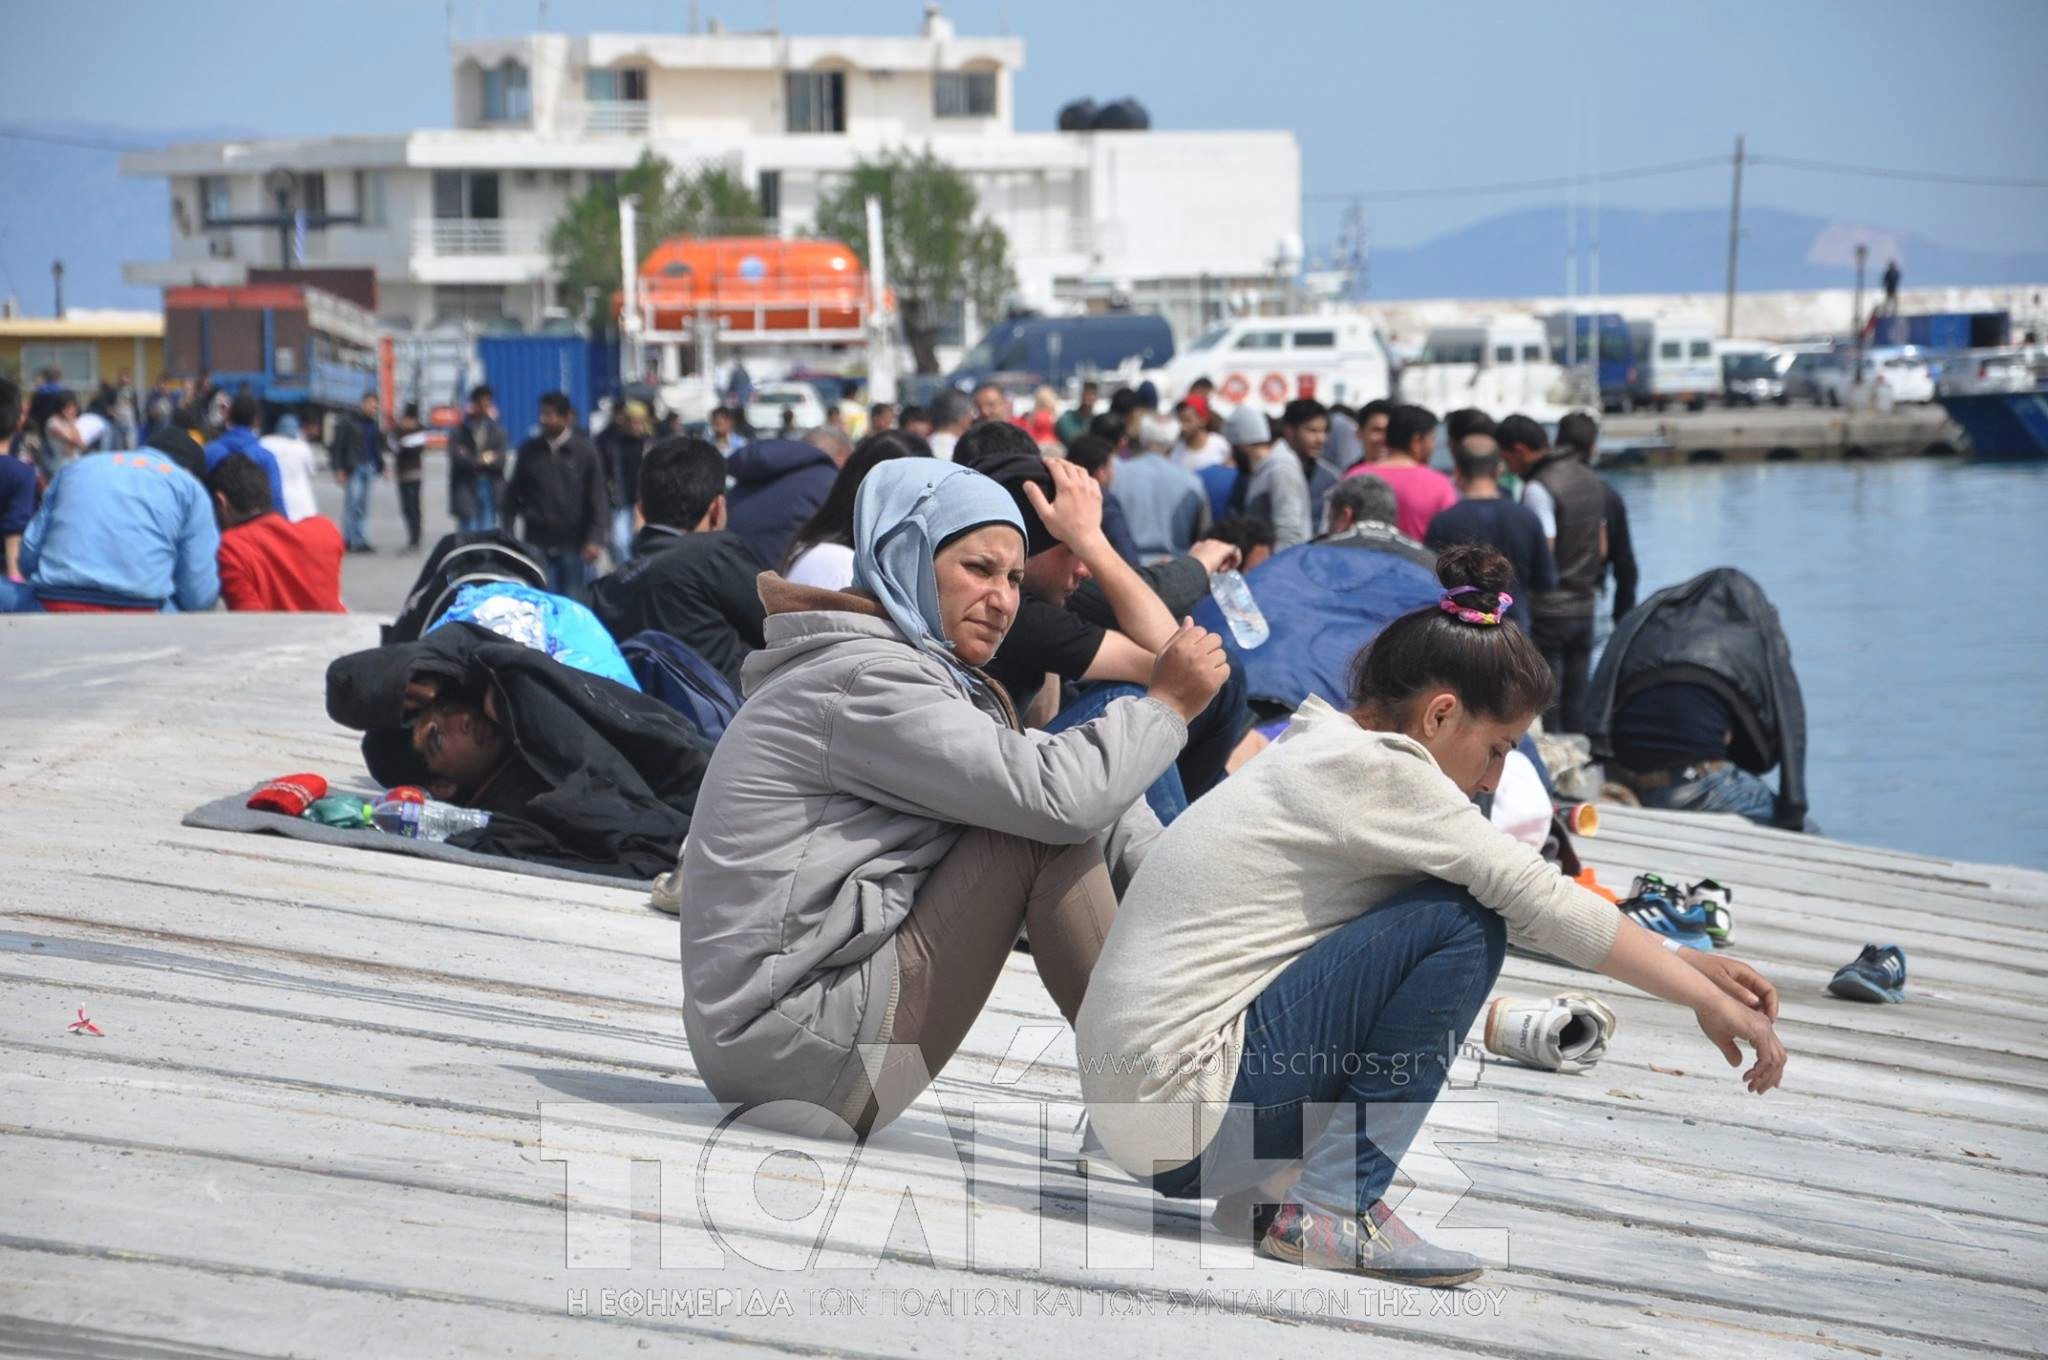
left=785, top=541, right=857, bottom=591
left=927, top=431, right=959, bottom=463
left=261, top=434, right=321, bottom=522
left=1170, top=433, right=1229, bottom=472
left=1521, top=479, right=1558, bottom=539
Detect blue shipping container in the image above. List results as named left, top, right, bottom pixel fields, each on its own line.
left=478, top=334, right=622, bottom=441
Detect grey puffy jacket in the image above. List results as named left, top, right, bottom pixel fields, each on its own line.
left=678, top=577, right=1187, bottom=1129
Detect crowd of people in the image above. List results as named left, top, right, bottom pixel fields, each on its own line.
left=8, top=355, right=1803, bottom=1286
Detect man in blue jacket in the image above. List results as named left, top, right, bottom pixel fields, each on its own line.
left=723, top=428, right=847, bottom=569
left=201, top=392, right=286, bottom=514
left=2, top=446, right=219, bottom=613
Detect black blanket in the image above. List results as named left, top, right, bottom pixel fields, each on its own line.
left=325, top=622, right=710, bottom=879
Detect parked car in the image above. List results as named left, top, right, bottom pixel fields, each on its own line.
left=1779, top=351, right=1846, bottom=406
left=1820, top=347, right=1937, bottom=407
left=744, top=381, right=829, bottom=434
left=1935, top=348, right=2038, bottom=397
left=1717, top=340, right=1784, bottom=405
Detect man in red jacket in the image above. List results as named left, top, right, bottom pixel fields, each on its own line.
left=208, top=453, right=345, bottom=612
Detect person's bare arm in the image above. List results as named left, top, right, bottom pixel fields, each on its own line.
left=1026, top=458, right=1175, bottom=653
left=3, top=533, right=19, bottom=580
left=1079, top=629, right=1156, bottom=684
left=1597, top=924, right=1786, bottom=1093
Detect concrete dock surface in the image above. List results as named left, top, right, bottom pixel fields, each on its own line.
left=3, top=614, right=2043, bottom=1358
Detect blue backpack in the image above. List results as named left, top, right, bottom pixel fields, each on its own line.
left=620, top=631, right=742, bottom=746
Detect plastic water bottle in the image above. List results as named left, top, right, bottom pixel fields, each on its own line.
left=1206, top=569, right=1270, bottom=649
left=371, top=798, right=493, bottom=842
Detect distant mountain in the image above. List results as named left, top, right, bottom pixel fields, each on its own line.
left=0, top=122, right=248, bottom=313
left=1358, top=203, right=2048, bottom=300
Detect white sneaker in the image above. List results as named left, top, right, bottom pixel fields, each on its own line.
left=1482, top=992, right=1619, bottom=1073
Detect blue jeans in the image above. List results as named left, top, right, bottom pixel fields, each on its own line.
left=1043, top=682, right=1188, bottom=824
left=343, top=464, right=376, bottom=549
left=542, top=548, right=592, bottom=603
left=1635, top=762, right=1779, bottom=826
left=1152, top=881, right=1505, bottom=1216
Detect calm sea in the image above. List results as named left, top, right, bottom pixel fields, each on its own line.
left=1602, top=457, right=2048, bottom=870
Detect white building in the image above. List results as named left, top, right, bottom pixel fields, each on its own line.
left=121, top=7, right=1300, bottom=355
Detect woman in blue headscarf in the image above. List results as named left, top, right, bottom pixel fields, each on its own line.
left=679, top=459, right=1229, bottom=1136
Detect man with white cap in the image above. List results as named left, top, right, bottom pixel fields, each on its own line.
left=1226, top=404, right=1311, bottom=550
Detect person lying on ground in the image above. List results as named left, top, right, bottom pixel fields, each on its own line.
left=325, top=620, right=711, bottom=878
left=1078, top=544, right=1786, bottom=1287
left=1583, top=566, right=1808, bottom=830
left=954, top=423, right=1248, bottom=809
left=587, top=435, right=768, bottom=692
left=208, top=452, right=344, bottom=612
left=779, top=430, right=934, bottom=591
left=678, top=459, right=1230, bottom=1138
left=2, top=443, right=218, bottom=614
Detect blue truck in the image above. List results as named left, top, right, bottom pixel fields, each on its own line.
left=1542, top=311, right=1635, bottom=412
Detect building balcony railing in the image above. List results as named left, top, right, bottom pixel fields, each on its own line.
left=574, top=100, right=652, bottom=135
left=412, top=219, right=546, bottom=257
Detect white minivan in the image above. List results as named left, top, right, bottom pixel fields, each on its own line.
left=1627, top=317, right=1719, bottom=411
left=1150, top=313, right=1394, bottom=413
left=1398, top=316, right=1568, bottom=421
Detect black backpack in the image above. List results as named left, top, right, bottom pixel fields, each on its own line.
left=382, top=529, right=548, bottom=645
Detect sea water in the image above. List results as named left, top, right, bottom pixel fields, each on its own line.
left=1603, top=457, right=2048, bottom=870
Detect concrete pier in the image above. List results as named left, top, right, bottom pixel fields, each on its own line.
left=1600, top=404, right=1959, bottom=465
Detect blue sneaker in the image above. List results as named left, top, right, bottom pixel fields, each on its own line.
left=1828, top=944, right=1907, bottom=1003
left=1621, top=874, right=1715, bottom=950
left=1685, top=877, right=1735, bottom=948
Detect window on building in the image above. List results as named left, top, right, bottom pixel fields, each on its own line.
left=354, top=170, right=387, bottom=226
left=785, top=71, right=846, bottom=133
left=482, top=60, right=531, bottom=122
left=297, top=172, right=326, bottom=218
left=934, top=70, right=997, bottom=118
left=586, top=68, right=647, bottom=102
left=757, top=170, right=782, bottom=223
left=200, top=175, right=232, bottom=225
left=432, top=285, right=512, bottom=327
left=21, top=342, right=99, bottom=390
left=433, top=170, right=502, bottom=220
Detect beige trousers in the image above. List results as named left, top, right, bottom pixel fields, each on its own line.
left=850, top=827, right=1117, bottom=1134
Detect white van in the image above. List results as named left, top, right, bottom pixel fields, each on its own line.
left=1398, top=317, right=1567, bottom=420
left=1149, top=313, right=1393, bottom=413
left=1627, top=318, right=1719, bottom=411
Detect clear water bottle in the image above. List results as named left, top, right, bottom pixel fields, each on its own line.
left=1206, top=569, right=1270, bottom=649
left=371, top=798, right=493, bottom=842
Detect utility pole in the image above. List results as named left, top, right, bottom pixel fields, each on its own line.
left=51, top=260, right=64, bottom=318
left=1852, top=241, right=1868, bottom=387
left=1723, top=135, right=1744, bottom=337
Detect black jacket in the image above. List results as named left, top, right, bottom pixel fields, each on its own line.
left=325, top=621, right=711, bottom=878
left=449, top=416, right=509, bottom=486
left=1583, top=568, right=1808, bottom=830
left=505, top=432, right=608, bottom=553
left=588, top=526, right=768, bottom=691
left=1600, top=477, right=1639, bottom=618
left=328, top=415, right=388, bottom=476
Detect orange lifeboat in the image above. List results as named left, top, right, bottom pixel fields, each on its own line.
left=630, top=236, right=872, bottom=335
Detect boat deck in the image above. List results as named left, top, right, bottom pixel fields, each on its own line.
left=3, top=616, right=2043, bottom=1358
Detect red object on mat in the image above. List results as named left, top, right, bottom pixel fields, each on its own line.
left=383, top=785, right=428, bottom=805
left=247, top=773, right=329, bottom=817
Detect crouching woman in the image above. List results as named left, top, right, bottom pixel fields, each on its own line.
left=1077, top=545, right=1785, bottom=1285
left=681, top=459, right=1229, bottom=1136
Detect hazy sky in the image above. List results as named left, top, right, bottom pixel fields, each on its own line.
left=4, top=0, right=2045, bottom=259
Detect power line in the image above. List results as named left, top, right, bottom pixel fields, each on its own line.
left=1305, top=156, right=1725, bottom=203
left=1748, top=153, right=2048, bottom=190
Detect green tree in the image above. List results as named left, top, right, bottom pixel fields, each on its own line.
left=812, top=147, right=1016, bottom=373
left=548, top=151, right=763, bottom=321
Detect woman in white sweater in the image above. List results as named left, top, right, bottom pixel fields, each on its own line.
left=1075, top=545, right=1786, bottom=1286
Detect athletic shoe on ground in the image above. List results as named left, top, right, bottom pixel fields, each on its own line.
left=1483, top=992, right=1619, bottom=1072
left=1685, top=877, right=1735, bottom=947
left=1620, top=874, right=1714, bottom=950
left=1828, top=944, right=1907, bottom=1003
left=1259, top=1199, right=1483, bottom=1287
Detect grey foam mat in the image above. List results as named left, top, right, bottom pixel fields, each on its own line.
left=181, top=786, right=653, bottom=891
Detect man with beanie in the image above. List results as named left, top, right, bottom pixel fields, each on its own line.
left=953, top=422, right=1246, bottom=812
left=1226, top=404, right=1311, bottom=550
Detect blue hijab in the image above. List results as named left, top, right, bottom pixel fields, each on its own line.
left=852, top=460, right=1025, bottom=673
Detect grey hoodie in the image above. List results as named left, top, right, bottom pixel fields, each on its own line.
left=679, top=576, right=1187, bottom=1131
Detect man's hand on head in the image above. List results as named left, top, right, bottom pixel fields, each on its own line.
left=1024, top=457, right=1107, bottom=553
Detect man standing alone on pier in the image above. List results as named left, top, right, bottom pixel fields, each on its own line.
left=1498, top=413, right=1605, bottom=733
